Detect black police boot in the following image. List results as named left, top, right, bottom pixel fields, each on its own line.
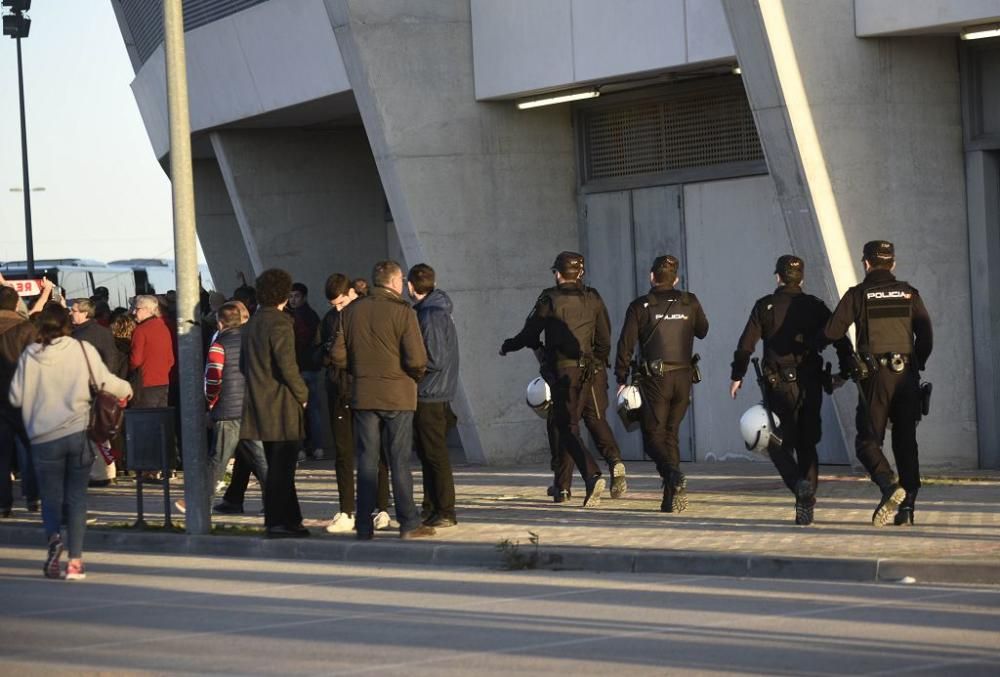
left=583, top=475, right=605, bottom=508
left=609, top=461, right=628, bottom=499
left=872, top=483, right=906, bottom=527
left=894, top=493, right=916, bottom=526
left=661, top=472, right=688, bottom=513
left=794, top=479, right=816, bottom=526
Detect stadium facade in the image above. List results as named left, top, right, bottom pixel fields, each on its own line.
left=112, top=0, right=1000, bottom=470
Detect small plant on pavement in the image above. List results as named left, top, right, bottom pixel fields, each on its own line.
left=496, top=531, right=540, bottom=570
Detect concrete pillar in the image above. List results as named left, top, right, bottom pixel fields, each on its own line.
left=193, top=159, right=256, bottom=294
left=326, top=0, right=580, bottom=464
left=209, top=127, right=388, bottom=303
left=722, top=0, right=977, bottom=468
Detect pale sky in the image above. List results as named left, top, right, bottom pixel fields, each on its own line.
left=0, top=1, right=202, bottom=264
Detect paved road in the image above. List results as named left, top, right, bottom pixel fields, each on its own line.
left=1, top=547, right=998, bottom=675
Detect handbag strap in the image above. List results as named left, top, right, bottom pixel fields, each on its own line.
left=78, top=340, right=98, bottom=392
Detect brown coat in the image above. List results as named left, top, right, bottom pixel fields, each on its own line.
left=0, top=309, right=37, bottom=413
left=239, top=306, right=309, bottom=441
left=332, top=286, right=427, bottom=411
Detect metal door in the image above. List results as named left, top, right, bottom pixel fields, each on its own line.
left=582, top=186, right=694, bottom=462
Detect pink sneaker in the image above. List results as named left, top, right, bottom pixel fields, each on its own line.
left=65, top=560, right=86, bottom=581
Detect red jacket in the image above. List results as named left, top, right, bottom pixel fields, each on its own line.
left=130, top=315, right=175, bottom=387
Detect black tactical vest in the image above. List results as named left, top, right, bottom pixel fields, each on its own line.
left=861, top=282, right=914, bottom=355
left=543, top=285, right=597, bottom=362
left=641, top=291, right=694, bottom=364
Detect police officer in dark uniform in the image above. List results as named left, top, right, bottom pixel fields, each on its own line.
left=822, top=240, right=932, bottom=526
left=615, top=255, right=708, bottom=513
left=542, top=327, right=628, bottom=501
left=500, top=251, right=611, bottom=507
left=730, top=255, right=853, bottom=525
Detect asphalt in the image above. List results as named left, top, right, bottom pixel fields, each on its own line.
left=2, top=460, right=998, bottom=586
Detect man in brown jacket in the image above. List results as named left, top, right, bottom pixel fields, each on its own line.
left=332, top=260, right=435, bottom=540
left=240, top=269, right=310, bottom=538
left=0, top=285, right=40, bottom=517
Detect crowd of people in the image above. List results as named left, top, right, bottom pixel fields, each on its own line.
left=0, top=259, right=462, bottom=577
left=2, top=238, right=932, bottom=580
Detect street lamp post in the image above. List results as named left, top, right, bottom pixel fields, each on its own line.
left=3, top=0, right=34, bottom=275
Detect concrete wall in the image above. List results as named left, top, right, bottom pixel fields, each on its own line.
left=724, top=0, right=976, bottom=468
left=192, top=159, right=256, bottom=295
left=470, top=0, right=734, bottom=99
left=130, top=0, right=350, bottom=158
left=856, top=0, right=1000, bottom=36
left=327, top=0, right=581, bottom=465
left=210, top=127, right=388, bottom=304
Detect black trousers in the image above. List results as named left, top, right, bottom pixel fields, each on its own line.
left=550, top=366, right=601, bottom=486
left=855, top=366, right=921, bottom=495
left=547, top=369, right=621, bottom=491
left=325, top=379, right=388, bottom=515
left=766, top=372, right=822, bottom=496
left=262, top=440, right=303, bottom=529
left=0, top=412, right=27, bottom=510
left=638, top=369, right=691, bottom=480
left=413, top=401, right=457, bottom=519
left=222, top=441, right=268, bottom=507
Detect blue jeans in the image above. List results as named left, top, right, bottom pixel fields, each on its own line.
left=354, top=410, right=420, bottom=535
left=33, top=431, right=92, bottom=558
left=209, top=419, right=265, bottom=487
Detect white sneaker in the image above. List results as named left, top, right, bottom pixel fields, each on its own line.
left=325, top=512, right=355, bottom=534
left=297, top=450, right=307, bottom=462
left=372, top=510, right=392, bottom=530
left=214, top=480, right=227, bottom=494
left=312, top=448, right=324, bottom=461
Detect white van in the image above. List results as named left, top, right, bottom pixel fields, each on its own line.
left=0, top=259, right=137, bottom=309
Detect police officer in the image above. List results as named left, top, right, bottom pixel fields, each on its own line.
left=500, top=251, right=612, bottom=507
left=822, top=241, right=932, bottom=526
left=615, top=255, right=708, bottom=513
left=542, top=335, right=627, bottom=501
left=730, top=255, right=853, bottom=525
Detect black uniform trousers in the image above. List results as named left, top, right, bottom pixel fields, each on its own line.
left=550, top=366, right=602, bottom=486
left=413, top=401, right=457, bottom=519
left=765, top=371, right=822, bottom=496
left=547, top=369, right=621, bottom=491
left=638, top=369, right=691, bottom=480
left=324, top=378, right=388, bottom=515
left=855, top=366, right=921, bottom=495
left=262, top=440, right=303, bottom=530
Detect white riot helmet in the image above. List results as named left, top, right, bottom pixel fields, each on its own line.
left=740, top=404, right=782, bottom=455
left=526, top=377, right=551, bottom=419
left=616, top=385, right=643, bottom=432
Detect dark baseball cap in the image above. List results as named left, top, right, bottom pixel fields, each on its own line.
left=552, top=251, right=584, bottom=275
left=650, top=254, right=679, bottom=275
left=863, top=240, right=895, bottom=260
left=774, top=254, right=804, bottom=276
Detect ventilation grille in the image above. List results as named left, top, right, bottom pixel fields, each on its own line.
left=582, top=78, right=763, bottom=182
left=117, top=0, right=270, bottom=65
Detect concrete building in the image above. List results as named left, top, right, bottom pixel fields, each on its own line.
left=112, top=0, right=1000, bottom=470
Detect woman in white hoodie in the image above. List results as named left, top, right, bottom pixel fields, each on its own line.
left=9, top=305, right=132, bottom=580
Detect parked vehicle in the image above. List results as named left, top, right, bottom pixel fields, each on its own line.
left=0, top=259, right=137, bottom=309
left=108, top=258, right=215, bottom=295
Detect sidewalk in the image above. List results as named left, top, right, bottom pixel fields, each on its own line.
left=2, top=461, right=998, bottom=585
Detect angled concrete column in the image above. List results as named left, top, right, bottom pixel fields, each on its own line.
left=722, top=0, right=977, bottom=468
left=193, top=159, right=256, bottom=293
left=326, top=0, right=580, bottom=464
left=210, top=128, right=388, bottom=302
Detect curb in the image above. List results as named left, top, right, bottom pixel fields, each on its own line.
left=1, top=526, right=996, bottom=586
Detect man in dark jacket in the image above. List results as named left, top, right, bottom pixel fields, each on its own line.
left=70, top=298, right=117, bottom=371
left=407, top=264, right=459, bottom=528
left=332, top=260, right=435, bottom=540
left=0, top=285, right=39, bottom=517
left=318, top=274, right=390, bottom=534
left=240, top=269, right=310, bottom=538
left=286, top=282, right=324, bottom=460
